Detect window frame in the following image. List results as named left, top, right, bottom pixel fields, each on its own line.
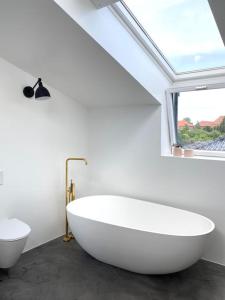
left=166, top=82, right=225, bottom=158
left=110, top=1, right=225, bottom=82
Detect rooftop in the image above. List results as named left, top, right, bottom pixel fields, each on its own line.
left=178, top=116, right=225, bottom=128
left=185, top=136, right=225, bottom=151
left=178, top=120, right=194, bottom=128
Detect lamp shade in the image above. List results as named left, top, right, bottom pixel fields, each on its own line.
left=35, top=81, right=51, bottom=100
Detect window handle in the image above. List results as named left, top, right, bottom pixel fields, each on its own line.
left=195, top=86, right=207, bottom=90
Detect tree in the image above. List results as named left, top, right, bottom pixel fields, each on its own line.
left=209, top=130, right=221, bottom=139
left=195, top=122, right=201, bottom=129
left=178, top=116, right=225, bottom=146
left=183, top=117, right=191, bottom=123
left=204, top=126, right=212, bottom=132
left=218, top=117, right=225, bottom=133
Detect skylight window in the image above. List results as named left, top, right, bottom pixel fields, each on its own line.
left=122, top=0, right=225, bottom=74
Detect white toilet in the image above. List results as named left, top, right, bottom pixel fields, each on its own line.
left=0, top=218, right=31, bottom=268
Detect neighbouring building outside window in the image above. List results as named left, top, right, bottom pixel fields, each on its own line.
left=175, top=88, right=225, bottom=152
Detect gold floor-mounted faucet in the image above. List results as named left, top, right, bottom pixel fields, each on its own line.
left=63, top=157, right=87, bottom=242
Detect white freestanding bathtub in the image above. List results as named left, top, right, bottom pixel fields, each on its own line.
left=67, top=195, right=215, bottom=274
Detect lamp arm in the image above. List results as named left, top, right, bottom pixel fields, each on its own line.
left=32, top=78, right=41, bottom=89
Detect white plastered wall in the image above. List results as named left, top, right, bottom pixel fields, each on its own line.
left=0, top=57, right=88, bottom=251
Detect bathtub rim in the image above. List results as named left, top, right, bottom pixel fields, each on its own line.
left=67, top=195, right=215, bottom=238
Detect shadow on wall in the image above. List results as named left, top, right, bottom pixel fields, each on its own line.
left=87, top=104, right=161, bottom=197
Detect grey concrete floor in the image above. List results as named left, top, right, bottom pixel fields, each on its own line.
left=0, top=237, right=225, bottom=300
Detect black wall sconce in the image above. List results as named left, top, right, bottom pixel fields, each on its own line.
left=23, top=78, right=51, bottom=100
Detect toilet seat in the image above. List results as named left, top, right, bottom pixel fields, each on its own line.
left=0, top=218, right=31, bottom=241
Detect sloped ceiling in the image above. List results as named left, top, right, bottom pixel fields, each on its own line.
left=0, top=0, right=157, bottom=107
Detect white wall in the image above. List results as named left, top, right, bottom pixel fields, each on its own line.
left=88, top=104, right=225, bottom=266
left=0, top=58, right=88, bottom=251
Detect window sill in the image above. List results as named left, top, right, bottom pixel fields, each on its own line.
left=161, top=154, right=225, bottom=162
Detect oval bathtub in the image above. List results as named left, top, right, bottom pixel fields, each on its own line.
left=67, top=195, right=215, bottom=274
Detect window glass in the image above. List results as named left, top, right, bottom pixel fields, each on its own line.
left=177, top=88, right=225, bottom=151
left=123, top=0, right=225, bottom=73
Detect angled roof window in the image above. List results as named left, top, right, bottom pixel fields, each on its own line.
left=122, top=0, right=225, bottom=74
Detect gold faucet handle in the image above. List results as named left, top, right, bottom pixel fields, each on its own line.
left=69, top=180, right=75, bottom=201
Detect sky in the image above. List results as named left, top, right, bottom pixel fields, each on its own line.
left=178, top=89, right=225, bottom=124
left=124, top=0, right=225, bottom=73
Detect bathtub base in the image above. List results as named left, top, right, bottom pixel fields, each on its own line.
left=70, top=216, right=206, bottom=274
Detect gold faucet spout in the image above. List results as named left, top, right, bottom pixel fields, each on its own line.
left=66, top=157, right=87, bottom=165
